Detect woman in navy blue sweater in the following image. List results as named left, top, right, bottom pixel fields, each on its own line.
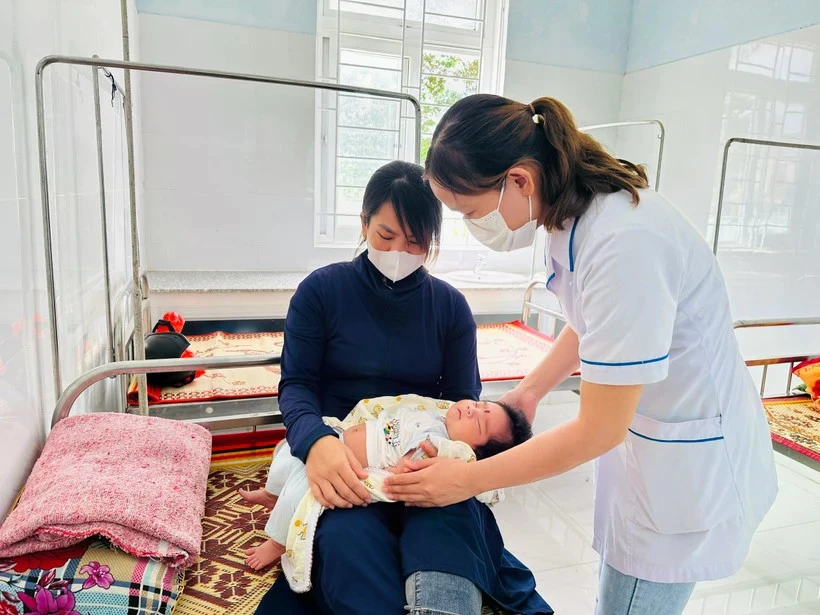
left=253, top=161, right=550, bottom=615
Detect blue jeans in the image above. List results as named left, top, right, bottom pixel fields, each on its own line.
left=405, top=571, right=482, bottom=615
left=596, top=562, right=695, bottom=615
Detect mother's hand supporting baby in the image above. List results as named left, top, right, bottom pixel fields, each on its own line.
left=383, top=453, right=477, bottom=507
left=306, top=436, right=372, bottom=509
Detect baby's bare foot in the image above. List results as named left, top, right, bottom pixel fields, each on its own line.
left=245, top=539, right=286, bottom=570
left=238, top=488, right=278, bottom=510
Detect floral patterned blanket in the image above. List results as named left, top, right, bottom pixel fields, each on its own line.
left=0, top=539, right=183, bottom=615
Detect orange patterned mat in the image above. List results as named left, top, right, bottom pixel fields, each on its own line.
left=128, top=331, right=283, bottom=406
left=128, top=321, right=557, bottom=406
left=478, top=321, right=562, bottom=381
left=763, top=397, right=820, bottom=463
left=174, top=442, right=280, bottom=615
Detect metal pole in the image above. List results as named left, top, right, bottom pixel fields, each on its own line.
left=712, top=138, right=734, bottom=255
left=52, top=353, right=281, bottom=427
left=713, top=136, right=820, bottom=255
left=733, top=316, right=820, bottom=329
left=92, top=57, right=115, bottom=364
left=579, top=119, right=666, bottom=190
left=36, top=55, right=423, bottom=158
left=119, top=2, right=148, bottom=414
left=34, top=56, right=62, bottom=399
left=654, top=121, right=665, bottom=191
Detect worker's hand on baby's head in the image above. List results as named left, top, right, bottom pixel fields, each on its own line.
left=499, top=386, right=538, bottom=424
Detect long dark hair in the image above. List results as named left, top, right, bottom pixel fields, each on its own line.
left=425, top=94, right=648, bottom=231
left=362, top=160, right=442, bottom=257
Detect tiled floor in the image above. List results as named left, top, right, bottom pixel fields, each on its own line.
left=491, top=391, right=820, bottom=615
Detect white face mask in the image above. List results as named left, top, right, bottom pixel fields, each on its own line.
left=367, top=244, right=426, bottom=283
left=463, top=179, right=537, bottom=252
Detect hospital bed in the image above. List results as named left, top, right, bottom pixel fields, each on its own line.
left=119, top=280, right=579, bottom=428
left=711, top=135, right=820, bottom=467
left=733, top=317, right=820, bottom=467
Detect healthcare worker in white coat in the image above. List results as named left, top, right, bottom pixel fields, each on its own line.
left=383, top=94, right=778, bottom=615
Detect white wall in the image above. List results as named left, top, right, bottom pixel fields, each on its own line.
left=0, top=0, right=139, bottom=518
left=138, top=14, right=318, bottom=273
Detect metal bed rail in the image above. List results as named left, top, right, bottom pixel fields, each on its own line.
left=733, top=317, right=820, bottom=397
left=36, top=55, right=423, bottom=414
left=515, top=280, right=581, bottom=393
left=712, top=136, right=820, bottom=255
left=51, top=353, right=281, bottom=428
left=521, top=279, right=567, bottom=338
left=579, top=120, right=666, bottom=190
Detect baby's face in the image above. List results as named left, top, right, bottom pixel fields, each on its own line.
left=444, top=400, right=511, bottom=449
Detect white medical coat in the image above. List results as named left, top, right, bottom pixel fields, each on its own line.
left=545, top=188, right=778, bottom=583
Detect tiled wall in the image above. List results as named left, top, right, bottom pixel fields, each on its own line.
left=0, top=0, right=138, bottom=518
left=618, top=24, right=820, bottom=353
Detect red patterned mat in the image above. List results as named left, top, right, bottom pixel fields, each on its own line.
left=128, top=331, right=283, bottom=406
left=478, top=321, right=566, bottom=381
left=763, top=396, right=820, bottom=463
left=127, top=321, right=559, bottom=406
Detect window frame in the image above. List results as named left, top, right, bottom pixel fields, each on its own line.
left=314, top=0, right=508, bottom=249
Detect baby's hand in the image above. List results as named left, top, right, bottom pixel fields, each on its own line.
left=413, top=438, right=438, bottom=460
left=392, top=457, right=410, bottom=474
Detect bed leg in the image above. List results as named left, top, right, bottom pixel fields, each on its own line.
left=786, top=364, right=794, bottom=396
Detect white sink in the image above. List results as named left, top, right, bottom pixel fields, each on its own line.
left=445, top=270, right=530, bottom=285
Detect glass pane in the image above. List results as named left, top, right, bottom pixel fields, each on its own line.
left=420, top=135, right=432, bottom=162
left=336, top=187, right=366, bottom=215
left=422, top=50, right=480, bottom=78
left=337, top=157, right=388, bottom=187
left=426, top=0, right=480, bottom=19
left=338, top=95, right=400, bottom=130
left=420, top=75, right=479, bottom=105
left=338, top=127, right=399, bottom=160
left=425, top=13, right=482, bottom=30
left=340, top=49, right=402, bottom=71
left=421, top=104, right=447, bottom=135
left=339, top=64, right=402, bottom=91
left=340, top=0, right=404, bottom=18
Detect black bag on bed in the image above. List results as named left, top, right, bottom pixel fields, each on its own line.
left=143, top=320, right=197, bottom=387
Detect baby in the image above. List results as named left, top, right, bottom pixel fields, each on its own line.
left=240, top=398, right=532, bottom=570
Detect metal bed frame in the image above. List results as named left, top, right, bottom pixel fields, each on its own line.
left=35, top=54, right=423, bottom=417
left=711, top=134, right=820, bottom=392
left=734, top=317, right=820, bottom=397
left=116, top=280, right=579, bottom=427
left=712, top=136, right=820, bottom=255
left=50, top=283, right=579, bottom=430
left=579, top=120, right=666, bottom=190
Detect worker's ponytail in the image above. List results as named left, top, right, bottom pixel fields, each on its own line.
left=425, top=94, right=649, bottom=231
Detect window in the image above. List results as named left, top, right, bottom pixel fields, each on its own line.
left=314, top=0, right=508, bottom=247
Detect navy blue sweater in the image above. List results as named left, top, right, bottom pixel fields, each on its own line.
left=279, top=253, right=481, bottom=463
